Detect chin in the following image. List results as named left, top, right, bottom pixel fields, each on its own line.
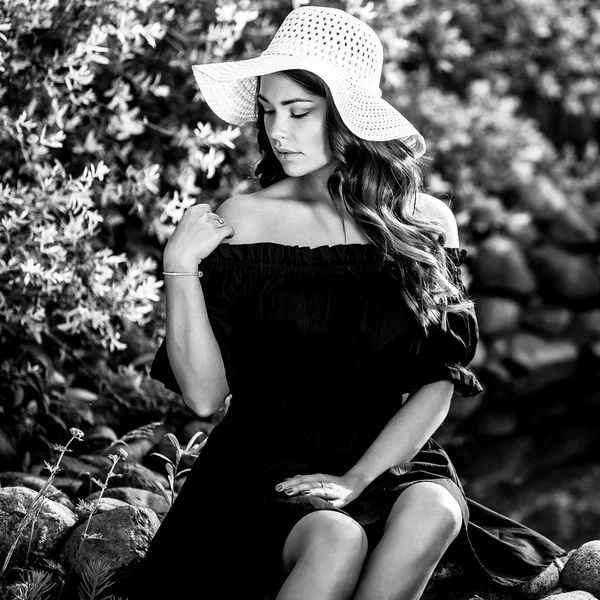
left=281, top=162, right=330, bottom=178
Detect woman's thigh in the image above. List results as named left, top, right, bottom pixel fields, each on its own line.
left=382, top=481, right=463, bottom=552
left=280, top=509, right=368, bottom=574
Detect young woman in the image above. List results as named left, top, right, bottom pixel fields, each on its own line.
left=127, top=7, right=564, bottom=600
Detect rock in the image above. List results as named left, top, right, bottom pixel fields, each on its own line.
left=517, top=173, right=569, bottom=223
left=517, top=561, right=561, bottom=599
left=528, top=245, right=600, bottom=307
left=79, top=425, right=118, bottom=454
left=75, top=497, right=131, bottom=520
left=476, top=296, right=523, bottom=336
left=570, top=310, right=600, bottom=344
left=540, top=592, right=596, bottom=600
left=107, top=461, right=170, bottom=493
left=0, top=472, right=75, bottom=510
left=504, top=333, right=579, bottom=395
left=546, top=198, right=598, bottom=246
left=84, top=487, right=171, bottom=520
left=521, top=306, right=574, bottom=338
left=78, top=460, right=168, bottom=499
left=61, top=505, right=160, bottom=577
left=471, top=234, right=537, bottom=298
left=507, top=333, right=579, bottom=373
left=474, top=410, right=519, bottom=438
left=53, top=454, right=113, bottom=481
left=560, top=540, right=600, bottom=595
left=0, top=486, right=77, bottom=565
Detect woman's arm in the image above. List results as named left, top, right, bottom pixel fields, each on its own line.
left=163, top=275, right=230, bottom=417
left=344, top=380, right=454, bottom=487
left=160, top=202, right=238, bottom=417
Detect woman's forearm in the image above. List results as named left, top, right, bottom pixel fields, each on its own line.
left=345, top=380, right=454, bottom=487
left=164, top=276, right=229, bottom=417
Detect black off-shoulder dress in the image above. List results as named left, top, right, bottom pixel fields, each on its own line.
left=128, top=243, right=564, bottom=600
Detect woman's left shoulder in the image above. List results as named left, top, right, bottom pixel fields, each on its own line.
left=416, top=193, right=459, bottom=248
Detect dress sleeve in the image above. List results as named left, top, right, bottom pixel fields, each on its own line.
left=408, top=248, right=483, bottom=398
left=149, top=258, right=243, bottom=395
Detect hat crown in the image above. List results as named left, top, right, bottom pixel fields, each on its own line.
left=262, top=6, right=383, bottom=92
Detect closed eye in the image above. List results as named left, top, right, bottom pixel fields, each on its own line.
left=263, top=109, right=310, bottom=119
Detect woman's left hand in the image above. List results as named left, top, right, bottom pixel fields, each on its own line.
left=275, top=473, right=370, bottom=509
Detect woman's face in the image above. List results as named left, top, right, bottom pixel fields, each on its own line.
left=258, top=73, right=333, bottom=177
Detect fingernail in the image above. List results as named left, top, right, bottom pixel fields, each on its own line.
left=301, top=490, right=311, bottom=495
left=275, top=484, right=284, bottom=492
left=285, top=488, right=293, bottom=495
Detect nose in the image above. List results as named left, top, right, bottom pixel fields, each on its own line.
left=267, top=112, right=289, bottom=141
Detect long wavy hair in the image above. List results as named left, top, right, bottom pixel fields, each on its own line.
left=254, top=69, right=473, bottom=331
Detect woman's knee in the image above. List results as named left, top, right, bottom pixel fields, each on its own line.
left=387, top=483, right=463, bottom=549
left=282, top=510, right=368, bottom=571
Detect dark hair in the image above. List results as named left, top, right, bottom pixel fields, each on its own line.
left=254, top=69, right=472, bottom=330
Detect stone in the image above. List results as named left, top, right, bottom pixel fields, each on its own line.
left=85, top=487, right=171, bottom=519
left=547, top=199, right=598, bottom=246
left=507, top=333, right=579, bottom=373
left=475, top=296, right=522, bottom=336
left=570, top=310, right=600, bottom=344
left=0, top=472, right=75, bottom=510
left=517, top=562, right=561, bottom=599
left=471, top=234, right=537, bottom=298
left=528, top=245, right=600, bottom=307
left=474, top=410, right=519, bottom=438
left=521, top=306, right=574, bottom=338
left=61, top=505, right=160, bottom=576
left=75, top=497, right=130, bottom=520
left=517, top=173, right=569, bottom=222
left=540, top=592, right=596, bottom=600
left=79, top=425, right=118, bottom=454
left=0, top=486, right=77, bottom=565
left=560, top=540, right=600, bottom=595
left=505, top=333, right=579, bottom=394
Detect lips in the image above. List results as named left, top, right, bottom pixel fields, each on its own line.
left=275, top=148, right=301, bottom=155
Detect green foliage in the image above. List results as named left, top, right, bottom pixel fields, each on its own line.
left=150, top=428, right=209, bottom=505
left=1, top=0, right=599, bottom=463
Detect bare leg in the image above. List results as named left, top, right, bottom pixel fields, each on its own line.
left=277, top=510, right=368, bottom=600
left=352, top=482, right=463, bottom=600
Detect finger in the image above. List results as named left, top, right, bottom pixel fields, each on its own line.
left=276, top=478, right=323, bottom=495
left=275, top=474, right=317, bottom=490
left=300, top=482, right=330, bottom=497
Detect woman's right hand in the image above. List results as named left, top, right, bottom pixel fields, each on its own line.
left=163, top=203, right=235, bottom=271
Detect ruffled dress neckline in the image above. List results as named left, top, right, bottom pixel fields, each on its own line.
left=209, top=241, right=467, bottom=268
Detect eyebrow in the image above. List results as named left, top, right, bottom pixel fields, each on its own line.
left=257, top=93, right=315, bottom=106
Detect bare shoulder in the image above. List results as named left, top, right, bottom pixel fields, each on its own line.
left=215, top=191, right=274, bottom=244
left=416, top=193, right=460, bottom=248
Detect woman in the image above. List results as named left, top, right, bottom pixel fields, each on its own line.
left=128, top=7, right=564, bottom=600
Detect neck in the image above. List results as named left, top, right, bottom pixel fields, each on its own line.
left=295, top=161, right=336, bottom=207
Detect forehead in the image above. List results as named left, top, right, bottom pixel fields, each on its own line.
left=258, top=73, right=320, bottom=101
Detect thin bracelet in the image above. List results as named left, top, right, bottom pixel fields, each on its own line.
left=163, top=271, right=204, bottom=277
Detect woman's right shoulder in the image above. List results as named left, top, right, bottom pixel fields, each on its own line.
left=215, top=190, right=275, bottom=245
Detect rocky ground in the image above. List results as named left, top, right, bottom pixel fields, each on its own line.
left=1, top=413, right=600, bottom=600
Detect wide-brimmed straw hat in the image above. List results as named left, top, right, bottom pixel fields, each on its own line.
left=192, top=6, right=425, bottom=156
